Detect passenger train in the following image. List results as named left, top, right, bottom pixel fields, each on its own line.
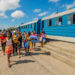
left=17, top=8, right=75, bottom=43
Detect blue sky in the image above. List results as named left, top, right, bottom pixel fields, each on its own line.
left=0, top=0, right=75, bottom=29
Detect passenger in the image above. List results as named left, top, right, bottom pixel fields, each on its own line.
left=0, top=32, right=2, bottom=51
left=17, top=32, right=22, bottom=58
left=31, top=31, right=37, bottom=49
left=0, top=33, right=6, bottom=55
left=23, top=31, right=26, bottom=48
left=5, top=32, right=13, bottom=67
left=12, top=32, right=18, bottom=55
left=40, top=31, right=46, bottom=47
left=28, top=31, right=32, bottom=51
left=8, top=30, right=12, bottom=38
left=23, top=33, right=30, bottom=55
left=23, top=31, right=26, bottom=35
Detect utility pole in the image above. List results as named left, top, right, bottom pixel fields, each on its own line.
left=56, top=8, right=58, bottom=13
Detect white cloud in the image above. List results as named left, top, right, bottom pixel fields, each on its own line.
left=48, top=0, right=59, bottom=3
left=66, top=1, right=75, bottom=9
left=0, top=12, right=8, bottom=18
left=61, top=5, right=65, bottom=8
left=0, top=0, right=20, bottom=18
left=11, top=19, right=15, bottom=22
left=38, top=11, right=48, bottom=17
left=0, top=0, right=20, bottom=12
left=34, top=9, right=41, bottom=13
left=33, top=18, right=38, bottom=21
left=11, top=10, right=25, bottom=18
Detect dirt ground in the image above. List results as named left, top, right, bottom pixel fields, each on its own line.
left=0, top=44, right=75, bottom=75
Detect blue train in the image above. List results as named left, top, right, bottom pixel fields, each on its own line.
left=17, top=8, right=75, bottom=43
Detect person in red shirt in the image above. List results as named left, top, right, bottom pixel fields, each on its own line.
left=0, top=33, right=6, bottom=55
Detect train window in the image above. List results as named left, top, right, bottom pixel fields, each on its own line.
left=67, top=15, right=73, bottom=25
left=73, top=14, right=75, bottom=24
left=42, top=21, right=44, bottom=31
left=24, top=26, right=25, bottom=28
left=47, top=19, right=52, bottom=26
left=22, top=26, right=23, bottom=28
left=59, top=17, right=62, bottom=26
left=23, top=26, right=24, bottom=28
left=29, top=25, right=30, bottom=28
left=26, top=25, right=27, bottom=29
left=55, top=18, right=59, bottom=26
left=55, top=17, right=62, bottom=26
left=31, top=24, right=33, bottom=28
left=28, top=24, right=30, bottom=28
left=34, top=23, right=36, bottom=30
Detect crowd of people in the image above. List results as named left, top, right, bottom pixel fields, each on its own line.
left=0, top=29, right=46, bottom=67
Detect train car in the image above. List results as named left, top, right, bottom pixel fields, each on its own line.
left=17, top=8, right=75, bottom=43
left=41, top=8, right=75, bottom=43
left=18, top=19, right=43, bottom=34
left=18, top=20, right=38, bottom=33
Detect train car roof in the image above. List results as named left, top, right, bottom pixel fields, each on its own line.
left=20, top=20, right=38, bottom=26
left=16, top=20, right=38, bottom=27
left=42, top=8, right=75, bottom=21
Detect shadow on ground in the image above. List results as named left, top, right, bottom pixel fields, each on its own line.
left=11, top=59, right=35, bottom=66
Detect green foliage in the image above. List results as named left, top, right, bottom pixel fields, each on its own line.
left=8, top=27, right=15, bottom=31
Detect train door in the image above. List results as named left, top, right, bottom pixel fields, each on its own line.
left=42, top=21, right=44, bottom=32
left=37, top=19, right=41, bottom=34
left=34, top=23, right=36, bottom=33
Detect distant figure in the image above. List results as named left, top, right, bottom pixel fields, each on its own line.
left=40, top=31, right=46, bottom=47
left=8, top=30, right=12, bottom=38
left=0, top=33, right=6, bottom=55
left=12, top=32, right=18, bottom=55
left=17, top=32, right=22, bottom=58
left=31, top=31, right=37, bottom=49
left=23, top=33, right=31, bottom=55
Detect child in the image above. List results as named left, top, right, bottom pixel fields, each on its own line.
left=23, top=34, right=30, bottom=55
left=5, top=32, right=13, bottom=67
left=41, top=32, right=46, bottom=47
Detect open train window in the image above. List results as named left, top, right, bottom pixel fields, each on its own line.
left=73, top=14, right=75, bottom=24
left=55, top=17, right=62, bottom=26
left=59, top=17, right=62, bottom=26
left=42, top=21, right=44, bottom=31
left=47, top=19, right=52, bottom=26
left=31, top=24, right=33, bottom=28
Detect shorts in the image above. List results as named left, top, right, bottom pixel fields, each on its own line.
left=24, top=41, right=29, bottom=48
left=42, top=38, right=46, bottom=42
left=2, top=43, right=6, bottom=52
left=17, top=41, right=22, bottom=49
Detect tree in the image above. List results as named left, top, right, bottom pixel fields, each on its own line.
left=8, top=27, right=15, bottom=31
